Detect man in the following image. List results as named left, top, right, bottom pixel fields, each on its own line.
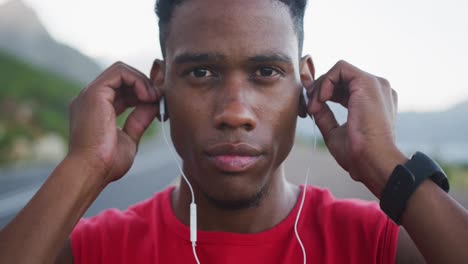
left=1, top=0, right=467, bottom=263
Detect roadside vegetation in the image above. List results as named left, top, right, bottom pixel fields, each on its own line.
left=0, top=51, right=155, bottom=167
left=443, top=163, right=468, bottom=192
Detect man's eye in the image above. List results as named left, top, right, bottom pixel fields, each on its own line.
left=189, top=68, right=213, bottom=78
left=255, top=67, right=280, bottom=77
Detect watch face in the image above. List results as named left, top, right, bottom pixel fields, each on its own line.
left=394, top=165, right=416, bottom=189
left=392, top=165, right=416, bottom=194
left=380, top=165, right=417, bottom=224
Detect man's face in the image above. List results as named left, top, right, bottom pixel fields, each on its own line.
left=162, top=0, right=303, bottom=207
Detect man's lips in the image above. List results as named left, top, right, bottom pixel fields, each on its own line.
left=205, top=143, right=263, bottom=173
left=205, top=143, right=262, bottom=156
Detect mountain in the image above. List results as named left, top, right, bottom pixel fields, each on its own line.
left=395, top=101, right=468, bottom=163
left=0, top=0, right=102, bottom=85
left=298, top=100, right=468, bottom=142
left=397, top=101, right=468, bottom=144
left=296, top=100, right=468, bottom=162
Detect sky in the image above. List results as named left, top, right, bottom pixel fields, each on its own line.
left=3, top=0, right=468, bottom=112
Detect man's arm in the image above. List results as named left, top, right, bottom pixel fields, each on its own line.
left=0, top=62, right=160, bottom=264
left=367, top=124, right=468, bottom=264
left=399, top=173, right=468, bottom=263
left=56, top=239, right=73, bottom=264
left=396, top=228, right=425, bottom=264
left=303, top=60, right=468, bottom=263
left=0, top=155, right=104, bottom=263
left=364, top=145, right=468, bottom=263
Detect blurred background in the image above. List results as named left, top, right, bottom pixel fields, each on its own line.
left=0, top=0, right=467, bottom=227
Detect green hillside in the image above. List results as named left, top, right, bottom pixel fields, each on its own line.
left=0, top=50, right=80, bottom=163
left=0, top=51, right=155, bottom=165
left=0, top=52, right=79, bottom=110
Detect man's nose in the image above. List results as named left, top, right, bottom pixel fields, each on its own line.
left=213, top=79, right=257, bottom=131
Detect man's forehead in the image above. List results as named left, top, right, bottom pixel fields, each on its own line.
left=165, top=0, right=298, bottom=64
left=173, top=0, right=287, bottom=14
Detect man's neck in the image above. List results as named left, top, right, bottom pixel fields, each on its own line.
left=171, top=169, right=300, bottom=233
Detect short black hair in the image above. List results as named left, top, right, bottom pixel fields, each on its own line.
left=155, top=0, right=307, bottom=58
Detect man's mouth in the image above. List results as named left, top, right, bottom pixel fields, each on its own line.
left=205, top=143, right=263, bottom=173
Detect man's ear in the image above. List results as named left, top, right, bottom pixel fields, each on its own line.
left=300, top=55, right=315, bottom=81
left=150, top=59, right=167, bottom=120
left=298, top=55, right=315, bottom=118
left=150, top=59, right=165, bottom=88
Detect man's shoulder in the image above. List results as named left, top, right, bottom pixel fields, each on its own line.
left=74, top=186, right=173, bottom=232
left=70, top=186, right=175, bottom=263
left=303, top=185, right=398, bottom=254
left=304, top=185, right=387, bottom=225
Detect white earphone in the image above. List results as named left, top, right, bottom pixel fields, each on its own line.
left=159, top=96, right=165, bottom=122
left=303, top=87, right=309, bottom=106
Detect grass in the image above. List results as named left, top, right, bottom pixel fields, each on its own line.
left=442, top=163, right=468, bottom=191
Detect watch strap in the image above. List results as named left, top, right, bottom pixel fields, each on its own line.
left=380, top=165, right=416, bottom=225
left=405, top=152, right=449, bottom=193
left=380, top=151, right=450, bottom=225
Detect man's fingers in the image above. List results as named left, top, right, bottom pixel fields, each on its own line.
left=122, top=103, right=158, bottom=144
left=113, top=88, right=140, bottom=116
left=75, top=61, right=163, bottom=142
left=308, top=60, right=365, bottom=113
left=311, top=102, right=340, bottom=142
left=91, top=62, right=161, bottom=117
left=92, top=62, right=158, bottom=104
left=106, top=63, right=157, bottom=103
left=307, top=75, right=324, bottom=114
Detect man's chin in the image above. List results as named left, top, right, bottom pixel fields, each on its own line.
left=203, top=185, right=267, bottom=211
left=188, top=160, right=274, bottom=210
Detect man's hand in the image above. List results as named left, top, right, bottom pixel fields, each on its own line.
left=0, top=62, right=161, bottom=264
left=68, top=62, right=160, bottom=184
left=304, top=60, right=406, bottom=197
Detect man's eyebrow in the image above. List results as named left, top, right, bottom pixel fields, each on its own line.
left=174, top=52, right=293, bottom=65
left=174, top=52, right=226, bottom=64
left=248, top=53, right=293, bottom=64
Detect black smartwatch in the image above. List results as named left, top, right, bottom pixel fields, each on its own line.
left=380, top=151, right=450, bottom=225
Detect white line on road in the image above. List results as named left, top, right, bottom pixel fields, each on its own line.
left=0, top=186, right=40, bottom=218
left=0, top=134, right=175, bottom=221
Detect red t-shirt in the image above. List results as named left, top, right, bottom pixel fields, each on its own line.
left=71, top=185, right=398, bottom=263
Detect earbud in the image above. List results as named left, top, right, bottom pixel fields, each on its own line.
left=302, top=87, right=309, bottom=106
left=159, top=96, right=165, bottom=122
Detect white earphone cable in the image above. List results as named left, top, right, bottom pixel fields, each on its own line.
left=160, top=98, right=200, bottom=263
left=192, top=242, right=201, bottom=264
left=293, top=89, right=318, bottom=264
left=294, top=170, right=309, bottom=264
left=160, top=116, right=195, bottom=204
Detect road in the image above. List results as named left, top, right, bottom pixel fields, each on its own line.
left=284, top=143, right=468, bottom=208
left=1, top=136, right=467, bottom=229
left=0, top=136, right=180, bottom=227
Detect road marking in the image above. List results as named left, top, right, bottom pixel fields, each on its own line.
left=0, top=141, right=174, bottom=220
left=0, top=186, right=40, bottom=218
